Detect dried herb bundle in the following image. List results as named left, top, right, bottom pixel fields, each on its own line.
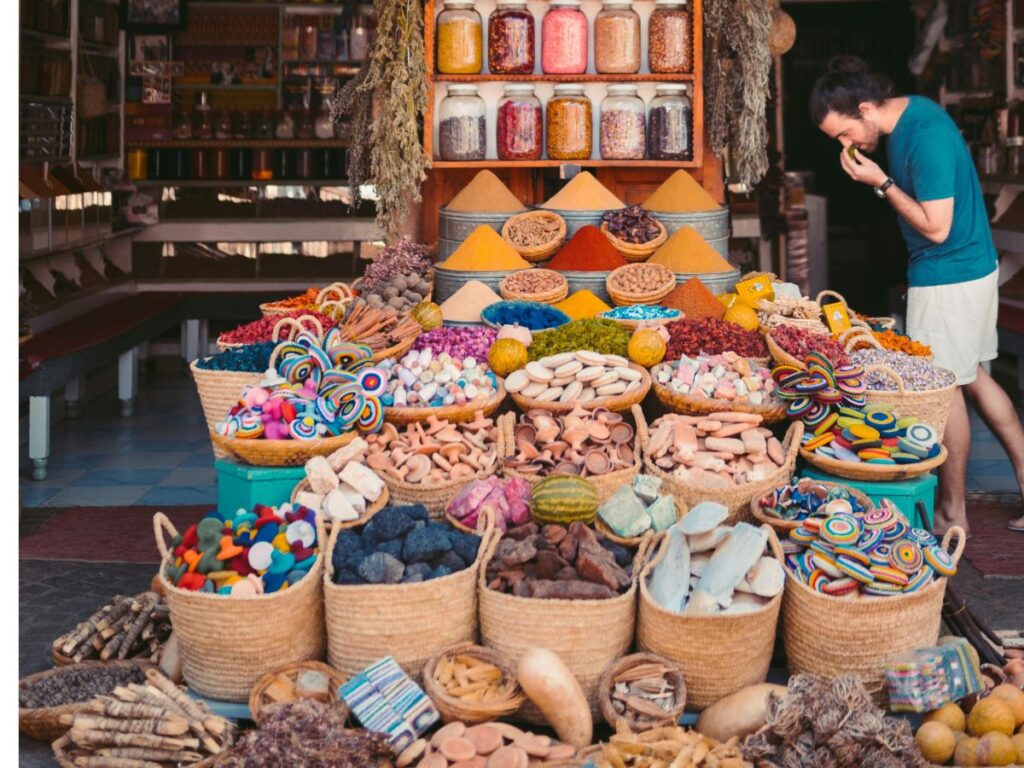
left=704, top=0, right=773, bottom=187
left=332, top=0, right=429, bottom=241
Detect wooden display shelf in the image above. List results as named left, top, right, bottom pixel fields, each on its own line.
left=434, top=73, right=696, bottom=83
left=173, top=83, right=278, bottom=91
left=430, top=158, right=699, bottom=169
left=125, top=139, right=349, bottom=149
left=132, top=178, right=349, bottom=187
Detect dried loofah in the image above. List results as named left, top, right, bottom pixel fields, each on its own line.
left=740, top=674, right=929, bottom=768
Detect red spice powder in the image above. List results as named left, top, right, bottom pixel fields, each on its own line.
left=663, top=277, right=726, bottom=320
left=546, top=225, right=627, bottom=272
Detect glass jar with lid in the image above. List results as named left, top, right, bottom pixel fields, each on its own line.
left=600, top=84, right=645, bottom=160
left=648, top=0, right=691, bottom=73
left=438, top=84, right=486, bottom=161
left=275, top=110, right=295, bottom=139
left=436, top=0, right=483, bottom=74
left=547, top=84, right=592, bottom=160
left=497, top=84, right=543, bottom=160
left=594, top=1, right=640, bottom=74
left=541, top=0, right=588, bottom=75
left=647, top=84, right=691, bottom=160
left=488, top=0, right=535, bottom=75
left=254, top=110, right=275, bottom=139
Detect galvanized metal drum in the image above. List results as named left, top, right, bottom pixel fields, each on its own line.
left=651, top=208, right=731, bottom=257
left=559, top=270, right=613, bottom=304
left=433, top=267, right=524, bottom=303
left=437, top=206, right=518, bottom=261
left=673, top=267, right=741, bottom=295
left=539, top=208, right=605, bottom=240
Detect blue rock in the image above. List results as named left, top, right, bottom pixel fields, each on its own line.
left=451, top=533, right=482, bottom=565
left=402, top=571, right=425, bottom=583
left=403, top=526, right=452, bottom=564
left=431, top=550, right=467, bottom=573
left=364, top=507, right=417, bottom=544
left=358, top=552, right=405, bottom=584
left=376, top=539, right=405, bottom=560
left=404, top=563, right=432, bottom=581
left=334, top=569, right=366, bottom=586
left=432, top=565, right=453, bottom=580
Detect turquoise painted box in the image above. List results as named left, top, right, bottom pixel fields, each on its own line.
left=215, top=459, right=306, bottom=517
left=801, top=465, right=937, bottom=529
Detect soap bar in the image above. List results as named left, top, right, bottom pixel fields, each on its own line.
left=632, top=475, right=663, bottom=505
left=296, top=670, right=331, bottom=702
left=646, top=495, right=677, bottom=532
left=341, top=462, right=385, bottom=502
left=598, top=486, right=651, bottom=539
left=695, top=522, right=768, bottom=607
left=648, top=526, right=691, bottom=613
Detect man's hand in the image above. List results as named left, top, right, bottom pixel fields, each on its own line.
left=839, top=147, right=888, bottom=188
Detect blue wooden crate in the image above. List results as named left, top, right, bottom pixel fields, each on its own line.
left=801, top=465, right=937, bottom=529
left=216, top=458, right=306, bottom=517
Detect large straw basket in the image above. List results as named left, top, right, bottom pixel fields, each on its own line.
left=749, top=479, right=874, bottom=535
left=596, top=652, right=687, bottom=729
left=637, top=527, right=785, bottom=710
left=861, top=363, right=957, bottom=442
left=642, top=421, right=804, bottom=525
left=607, top=264, right=676, bottom=307
left=502, top=210, right=567, bottom=263
left=509, top=364, right=651, bottom=415
left=765, top=330, right=806, bottom=370
left=217, top=314, right=326, bottom=353
left=323, top=518, right=496, bottom=682
left=290, top=481, right=390, bottom=530
left=478, top=532, right=654, bottom=721
left=799, top=444, right=948, bottom=482
left=783, top=526, right=966, bottom=703
left=210, top=430, right=358, bottom=468
left=497, top=404, right=648, bottom=503
left=384, top=382, right=506, bottom=425
left=189, top=360, right=263, bottom=458
left=153, top=513, right=325, bottom=701
left=248, top=661, right=349, bottom=725
left=595, top=497, right=686, bottom=549
left=422, top=642, right=525, bottom=724
left=20, top=660, right=155, bottom=742
left=600, top=220, right=668, bottom=263
left=498, top=269, right=570, bottom=304
left=651, top=375, right=787, bottom=425
left=388, top=462, right=500, bottom=519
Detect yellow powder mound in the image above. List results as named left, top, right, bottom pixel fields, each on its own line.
left=649, top=227, right=733, bottom=273
left=554, top=290, right=611, bottom=320
left=643, top=170, right=720, bottom=213
left=447, top=170, right=526, bottom=213
left=438, top=225, right=532, bottom=270
left=540, top=171, right=625, bottom=211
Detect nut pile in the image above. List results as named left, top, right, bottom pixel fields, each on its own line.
left=505, top=350, right=644, bottom=404
left=608, top=263, right=675, bottom=296
left=485, top=521, right=633, bottom=600
left=665, top=318, right=768, bottom=359
left=365, top=414, right=499, bottom=486
left=20, top=664, right=149, bottom=710
left=588, top=725, right=751, bottom=768
left=609, top=660, right=683, bottom=726
left=53, top=592, right=172, bottom=664
left=504, top=406, right=636, bottom=478
left=653, top=353, right=778, bottom=406
left=398, top=721, right=576, bottom=768
left=500, top=269, right=566, bottom=296
left=602, top=205, right=662, bottom=244
left=646, top=413, right=786, bottom=488
left=430, top=654, right=512, bottom=704
left=505, top=213, right=562, bottom=249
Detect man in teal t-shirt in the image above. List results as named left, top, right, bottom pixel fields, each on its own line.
left=810, top=56, right=1024, bottom=535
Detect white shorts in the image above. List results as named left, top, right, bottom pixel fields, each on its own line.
left=906, top=269, right=999, bottom=386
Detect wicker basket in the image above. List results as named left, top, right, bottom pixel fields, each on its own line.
left=323, top=519, right=496, bottom=681
left=607, top=264, right=676, bottom=307
left=498, top=269, right=570, bottom=304
left=217, top=314, right=326, bottom=353
left=598, top=309, right=682, bottom=330
left=247, top=661, right=349, bottom=725
left=636, top=526, right=785, bottom=710
left=596, top=652, right=686, bottom=730
left=497, top=404, right=648, bottom=504
left=799, top=444, right=948, bottom=482
left=749, top=480, right=874, bottom=534
left=478, top=532, right=655, bottom=721
left=421, top=642, right=525, bottom=724
left=384, top=382, right=506, bottom=425
left=388, top=461, right=500, bottom=519
left=783, top=526, right=967, bottom=703
left=20, top=660, right=156, bottom=743
left=189, top=360, right=263, bottom=459
left=600, top=220, right=668, bottom=263
left=290, top=481, right=390, bottom=530
left=153, top=513, right=325, bottom=701
left=641, top=421, right=804, bottom=526
left=765, top=330, right=806, bottom=370
left=509, top=364, right=651, bottom=415
left=210, top=430, right=359, bottom=468
left=861, top=363, right=957, bottom=443
left=502, top=210, right=567, bottom=263
left=595, top=498, right=685, bottom=549
left=651, top=379, right=787, bottom=425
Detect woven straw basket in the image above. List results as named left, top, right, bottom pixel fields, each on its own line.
left=501, top=210, right=567, bottom=263
left=636, top=526, right=785, bottom=710
left=478, top=532, right=655, bottom=722
left=210, top=430, right=358, bottom=468
left=421, top=642, right=525, bottom=724
left=153, top=513, right=325, bottom=701
left=596, top=652, right=687, bottom=729
left=651, top=379, right=788, bottom=425
left=509, top=364, right=651, bottom=415
left=290, top=481, right=390, bottom=529
left=783, top=526, right=966, bottom=703
left=799, top=444, right=948, bottom=483
left=861, top=363, right=957, bottom=443
left=388, top=462, right=500, bottom=520
left=20, top=660, right=156, bottom=742
left=499, top=269, right=570, bottom=304
left=749, top=479, right=874, bottom=535
left=497, top=404, right=648, bottom=504
left=322, top=518, right=497, bottom=682
left=248, top=661, right=349, bottom=725
left=384, top=383, right=507, bottom=425
left=641, top=421, right=804, bottom=526
left=189, top=360, right=262, bottom=459
left=600, top=220, right=668, bottom=263
left=765, top=330, right=806, bottom=370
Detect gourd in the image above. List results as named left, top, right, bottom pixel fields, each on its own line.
left=516, top=647, right=592, bottom=749
left=627, top=329, right=667, bottom=367
left=530, top=476, right=599, bottom=524
left=723, top=303, right=759, bottom=332
left=411, top=301, right=443, bottom=331
left=488, top=338, right=529, bottom=378
left=695, top=682, right=788, bottom=742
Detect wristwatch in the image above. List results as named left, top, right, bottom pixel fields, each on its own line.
left=874, top=177, right=895, bottom=198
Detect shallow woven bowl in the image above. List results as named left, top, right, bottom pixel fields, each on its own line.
left=501, top=210, right=567, bottom=263
left=607, top=264, right=676, bottom=307
left=498, top=269, right=570, bottom=305
left=422, top=642, right=525, bottom=724
left=799, top=444, right=948, bottom=482
left=599, top=307, right=682, bottom=330
left=480, top=300, right=572, bottom=332
left=596, top=652, right=687, bottom=730
left=600, top=219, right=668, bottom=263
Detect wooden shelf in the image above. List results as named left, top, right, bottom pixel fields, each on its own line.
left=430, top=159, right=699, bottom=169
left=21, top=94, right=73, bottom=104
left=173, top=83, right=278, bottom=91
left=434, top=73, right=696, bottom=83
left=126, top=139, right=349, bottom=149
left=21, top=228, right=143, bottom=263
left=132, top=178, right=349, bottom=188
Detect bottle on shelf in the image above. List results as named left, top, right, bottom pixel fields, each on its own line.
left=275, top=110, right=296, bottom=139
left=437, top=0, right=483, bottom=74
left=254, top=110, right=275, bottom=139
left=647, top=84, right=691, bottom=160
left=541, top=0, right=588, bottom=75
left=547, top=83, right=592, bottom=160
left=497, top=84, right=543, bottom=160
left=488, top=0, right=535, bottom=75
left=438, top=84, right=486, bottom=161
left=194, top=91, right=213, bottom=140
left=600, top=83, right=645, bottom=160
left=594, top=0, right=640, bottom=75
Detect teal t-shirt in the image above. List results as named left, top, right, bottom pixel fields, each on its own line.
left=886, top=96, right=997, bottom=287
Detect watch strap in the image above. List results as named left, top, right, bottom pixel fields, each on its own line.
left=875, top=177, right=894, bottom=198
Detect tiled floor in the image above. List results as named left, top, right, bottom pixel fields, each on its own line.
left=18, top=362, right=1024, bottom=507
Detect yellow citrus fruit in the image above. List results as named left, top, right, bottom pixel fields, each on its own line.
left=989, top=684, right=1024, bottom=728
left=977, top=732, right=1017, bottom=766
left=487, top=338, right=528, bottom=378
left=1011, top=733, right=1024, bottom=764
left=968, top=697, right=1016, bottom=737
left=627, top=328, right=667, bottom=368
left=916, top=721, right=956, bottom=764
left=723, top=302, right=759, bottom=332
left=954, top=736, right=980, bottom=766
left=718, top=292, right=739, bottom=309
left=925, top=702, right=967, bottom=733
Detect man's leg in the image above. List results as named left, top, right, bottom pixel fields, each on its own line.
left=936, top=386, right=970, bottom=535
left=963, top=365, right=1024, bottom=528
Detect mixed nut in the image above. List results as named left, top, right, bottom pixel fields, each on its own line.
left=505, top=350, right=645, bottom=405
left=503, top=406, right=636, bottom=478
left=366, top=414, right=499, bottom=486
left=500, top=269, right=567, bottom=298
left=607, top=263, right=675, bottom=297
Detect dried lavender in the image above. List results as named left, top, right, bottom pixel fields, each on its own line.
left=210, top=700, right=394, bottom=768
left=358, top=237, right=434, bottom=292
left=20, top=665, right=148, bottom=709
left=602, top=205, right=662, bottom=244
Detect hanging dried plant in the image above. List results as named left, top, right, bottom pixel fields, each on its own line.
left=332, top=0, right=429, bottom=241
left=704, top=0, right=773, bottom=187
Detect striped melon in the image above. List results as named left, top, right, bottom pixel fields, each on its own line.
left=530, top=476, right=600, bottom=525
